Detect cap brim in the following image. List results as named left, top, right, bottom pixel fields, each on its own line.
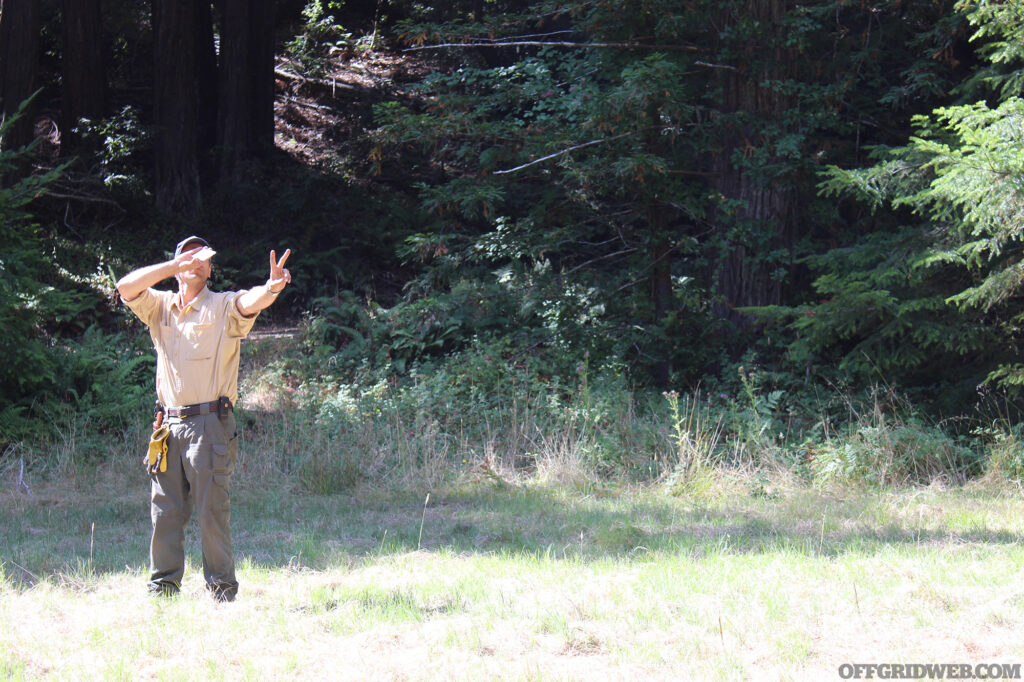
left=174, top=236, right=210, bottom=257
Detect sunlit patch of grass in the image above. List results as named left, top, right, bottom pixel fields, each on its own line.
left=4, top=473, right=1024, bottom=678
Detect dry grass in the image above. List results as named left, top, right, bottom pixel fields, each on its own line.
left=4, top=465, right=1024, bottom=680
left=6, top=336, right=1024, bottom=678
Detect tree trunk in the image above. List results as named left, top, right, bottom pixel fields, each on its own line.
left=152, top=0, right=201, bottom=216
left=644, top=95, right=674, bottom=388
left=0, top=0, right=40, bottom=153
left=61, top=0, right=105, bottom=152
left=710, top=0, right=795, bottom=322
left=196, top=0, right=218, bottom=161
left=249, top=0, right=276, bottom=150
left=648, top=231, right=673, bottom=388
left=218, top=0, right=275, bottom=185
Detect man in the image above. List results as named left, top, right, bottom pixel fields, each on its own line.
left=117, top=236, right=292, bottom=601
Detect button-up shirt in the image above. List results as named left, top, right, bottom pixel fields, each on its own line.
left=123, top=286, right=258, bottom=408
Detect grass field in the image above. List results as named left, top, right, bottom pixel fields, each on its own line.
left=3, top=460, right=1024, bottom=681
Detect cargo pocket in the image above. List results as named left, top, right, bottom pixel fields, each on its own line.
left=212, top=442, right=234, bottom=491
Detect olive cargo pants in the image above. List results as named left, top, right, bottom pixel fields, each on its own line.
left=148, top=411, right=239, bottom=600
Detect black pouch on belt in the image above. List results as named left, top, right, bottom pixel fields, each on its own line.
left=217, top=396, right=232, bottom=419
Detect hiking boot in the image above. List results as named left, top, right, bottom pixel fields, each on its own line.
left=208, top=583, right=237, bottom=603
left=147, top=581, right=180, bottom=598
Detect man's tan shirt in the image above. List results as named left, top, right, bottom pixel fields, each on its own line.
left=123, top=286, right=258, bottom=408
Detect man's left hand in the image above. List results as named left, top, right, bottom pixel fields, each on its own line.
left=235, top=248, right=294, bottom=317
left=268, top=249, right=292, bottom=293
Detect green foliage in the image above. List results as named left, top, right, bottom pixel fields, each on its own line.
left=769, top=74, right=1024, bottom=394
left=909, top=100, right=1024, bottom=308
left=662, top=389, right=720, bottom=493
left=0, top=111, right=150, bottom=449
left=370, top=0, right=964, bottom=390
left=717, top=365, right=788, bottom=463
left=286, top=1, right=353, bottom=76
left=0, top=120, right=68, bottom=442
left=305, top=277, right=520, bottom=377
left=59, top=326, right=153, bottom=427
left=250, top=311, right=672, bottom=484
left=246, top=325, right=990, bottom=490
left=956, top=0, right=1024, bottom=99
left=740, top=1, right=1024, bottom=404
left=296, top=450, right=363, bottom=494
left=73, top=105, right=151, bottom=199
left=748, top=225, right=994, bottom=396
left=808, top=392, right=978, bottom=485
left=5, top=0, right=1009, bottom=490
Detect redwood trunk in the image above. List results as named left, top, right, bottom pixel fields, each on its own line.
left=0, top=0, right=40, bottom=152
left=218, top=0, right=275, bottom=184
left=196, top=0, right=218, bottom=160
left=249, top=0, right=275, bottom=150
left=61, top=0, right=106, bottom=151
left=152, top=0, right=201, bottom=216
left=711, top=0, right=795, bottom=320
left=649, top=231, right=673, bottom=388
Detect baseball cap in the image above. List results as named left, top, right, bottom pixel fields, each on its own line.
left=174, top=235, right=210, bottom=258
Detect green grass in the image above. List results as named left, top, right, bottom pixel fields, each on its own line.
left=3, top=468, right=1024, bottom=680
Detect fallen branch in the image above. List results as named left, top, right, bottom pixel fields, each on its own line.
left=44, top=190, right=125, bottom=207
left=562, top=247, right=637, bottom=277
left=693, top=60, right=738, bottom=72
left=277, top=95, right=340, bottom=115
left=274, top=67, right=375, bottom=97
left=405, top=40, right=700, bottom=52
left=493, top=132, right=636, bottom=175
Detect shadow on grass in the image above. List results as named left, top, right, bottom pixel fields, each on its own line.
left=227, top=482, right=1024, bottom=569
left=3, top=481, right=1022, bottom=586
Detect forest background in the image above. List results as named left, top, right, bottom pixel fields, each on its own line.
left=4, top=0, right=1024, bottom=490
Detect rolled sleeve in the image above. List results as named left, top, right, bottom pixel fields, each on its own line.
left=226, top=290, right=259, bottom=338
left=122, top=288, right=164, bottom=328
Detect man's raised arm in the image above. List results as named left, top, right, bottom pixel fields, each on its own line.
left=116, top=247, right=203, bottom=302
left=236, top=249, right=293, bottom=318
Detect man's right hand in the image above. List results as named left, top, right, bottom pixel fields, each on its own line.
left=174, top=246, right=205, bottom=273
left=117, top=249, right=202, bottom=302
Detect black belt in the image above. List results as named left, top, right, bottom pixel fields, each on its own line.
left=164, top=398, right=232, bottom=418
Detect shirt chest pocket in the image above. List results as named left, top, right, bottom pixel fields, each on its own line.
left=184, top=322, right=217, bottom=360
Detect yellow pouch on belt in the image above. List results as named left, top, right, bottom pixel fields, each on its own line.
left=147, top=425, right=170, bottom=474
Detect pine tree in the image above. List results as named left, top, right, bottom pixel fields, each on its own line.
left=756, top=1, right=1024, bottom=400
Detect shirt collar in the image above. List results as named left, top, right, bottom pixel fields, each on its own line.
left=174, top=285, right=210, bottom=313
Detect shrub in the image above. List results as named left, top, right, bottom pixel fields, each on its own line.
left=982, top=424, right=1024, bottom=484
left=0, top=109, right=150, bottom=451
left=285, top=0, right=353, bottom=77
left=808, top=392, right=979, bottom=485
left=662, top=390, right=722, bottom=496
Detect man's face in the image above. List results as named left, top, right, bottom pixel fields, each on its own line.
left=176, top=242, right=212, bottom=288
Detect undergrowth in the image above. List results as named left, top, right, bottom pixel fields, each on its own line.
left=3, top=309, right=1017, bottom=495
left=217, top=331, right=1004, bottom=496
